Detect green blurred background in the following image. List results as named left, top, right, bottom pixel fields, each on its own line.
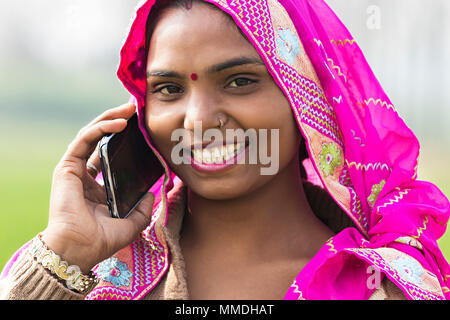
left=1, top=0, right=449, bottom=270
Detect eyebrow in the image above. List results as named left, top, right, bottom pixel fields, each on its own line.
left=146, top=56, right=265, bottom=79
left=206, top=56, right=265, bottom=73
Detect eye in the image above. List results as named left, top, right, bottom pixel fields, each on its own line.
left=153, top=85, right=183, bottom=95
left=227, top=78, right=256, bottom=88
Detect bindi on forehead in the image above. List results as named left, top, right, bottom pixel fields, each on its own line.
left=146, top=56, right=265, bottom=81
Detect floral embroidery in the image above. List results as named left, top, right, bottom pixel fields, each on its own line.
left=367, top=180, right=386, bottom=207
left=319, top=143, right=343, bottom=176
left=275, top=28, right=302, bottom=65
left=96, top=257, right=133, bottom=288
left=391, top=256, right=424, bottom=286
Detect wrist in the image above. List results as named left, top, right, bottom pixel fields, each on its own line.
left=41, top=230, right=96, bottom=274
left=30, top=234, right=99, bottom=294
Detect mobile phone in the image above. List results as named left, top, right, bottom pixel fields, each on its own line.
left=98, top=113, right=164, bottom=219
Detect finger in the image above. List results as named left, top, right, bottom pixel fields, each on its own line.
left=86, top=142, right=101, bottom=179
left=87, top=103, right=136, bottom=128
left=64, top=119, right=127, bottom=165
left=127, top=192, right=155, bottom=231
left=82, top=103, right=136, bottom=179
left=83, top=175, right=107, bottom=204
left=102, top=192, right=155, bottom=247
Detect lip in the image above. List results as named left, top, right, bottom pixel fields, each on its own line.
left=184, top=143, right=249, bottom=173
left=189, top=140, right=247, bottom=151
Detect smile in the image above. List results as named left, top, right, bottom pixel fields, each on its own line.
left=191, top=142, right=246, bottom=164
left=183, top=142, right=249, bottom=173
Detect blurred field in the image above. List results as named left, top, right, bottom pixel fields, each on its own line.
left=0, top=59, right=130, bottom=270
left=417, top=141, right=450, bottom=257
left=0, top=116, right=449, bottom=269
left=0, top=119, right=78, bottom=268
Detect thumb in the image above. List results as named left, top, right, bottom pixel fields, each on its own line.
left=105, top=192, right=156, bottom=252
left=128, top=192, right=155, bottom=232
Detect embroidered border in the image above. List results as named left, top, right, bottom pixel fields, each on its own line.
left=86, top=231, right=168, bottom=300
left=346, top=248, right=445, bottom=300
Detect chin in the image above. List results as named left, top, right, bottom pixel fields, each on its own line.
left=185, top=171, right=274, bottom=201
left=187, top=180, right=249, bottom=200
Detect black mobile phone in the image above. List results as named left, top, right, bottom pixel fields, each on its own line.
left=98, top=113, right=164, bottom=219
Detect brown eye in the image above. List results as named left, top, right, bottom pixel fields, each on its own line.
left=157, top=85, right=183, bottom=95
left=227, top=78, right=255, bottom=88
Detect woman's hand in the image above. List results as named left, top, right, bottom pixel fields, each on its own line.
left=41, top=103, right=155, bottom=274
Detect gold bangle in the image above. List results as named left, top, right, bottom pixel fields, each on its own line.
left=30, top=234, right=99, bottom=294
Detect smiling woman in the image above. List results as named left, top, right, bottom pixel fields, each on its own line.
left=1, top=0, right=449, bottom=300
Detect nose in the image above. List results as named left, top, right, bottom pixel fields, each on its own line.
left=183, top=90, right=224, bottom=134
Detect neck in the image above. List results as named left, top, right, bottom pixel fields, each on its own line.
left=180, top=156, right=333, bottom=265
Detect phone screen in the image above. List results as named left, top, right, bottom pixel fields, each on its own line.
left=99, top=113, right=164, bottom=219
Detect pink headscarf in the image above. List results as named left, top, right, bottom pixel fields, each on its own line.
left=107, top=0, right=450, bottom=300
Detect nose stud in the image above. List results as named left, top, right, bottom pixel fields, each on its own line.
left=184, top=0, right=193, bottom=9
left=190, top=73, right=198, bottom=81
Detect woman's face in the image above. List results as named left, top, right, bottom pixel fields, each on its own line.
left=145, top=2, right=301, bottom=200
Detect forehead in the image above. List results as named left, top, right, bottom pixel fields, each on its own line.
left=146, top=2, right=260, bottom=70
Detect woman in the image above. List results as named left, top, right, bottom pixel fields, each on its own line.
left=1, top=0, right=449, bottom=300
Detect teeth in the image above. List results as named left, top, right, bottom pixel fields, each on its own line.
left=227, top=144, right=234, bottom=156
left=192, top=149, right=202, bottom=162
left=203, top=149, right=212, bottom=164
left=192, top=143, right=245, bottom=163
left=212, top=148, right=221, bottom=163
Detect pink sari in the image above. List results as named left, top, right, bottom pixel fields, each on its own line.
left=3, top=0, right=448, bottom=300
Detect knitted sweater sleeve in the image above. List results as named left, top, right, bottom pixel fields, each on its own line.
left=0, top=242, right=84, bottom=300
left=369, top=277, right=407, bottom=300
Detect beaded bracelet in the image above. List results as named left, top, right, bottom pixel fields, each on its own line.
left=30, top=234, right=99, bottom=294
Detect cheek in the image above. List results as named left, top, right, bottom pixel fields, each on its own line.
left=145, top=108, right=179, bottom=159
left=276, top=111, right=301, bottom=163
left=238, top=98, right=300, bottom=169
left=259, top=97, right=301, bottom=160
left=243, top=92, right=299, bottom=141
